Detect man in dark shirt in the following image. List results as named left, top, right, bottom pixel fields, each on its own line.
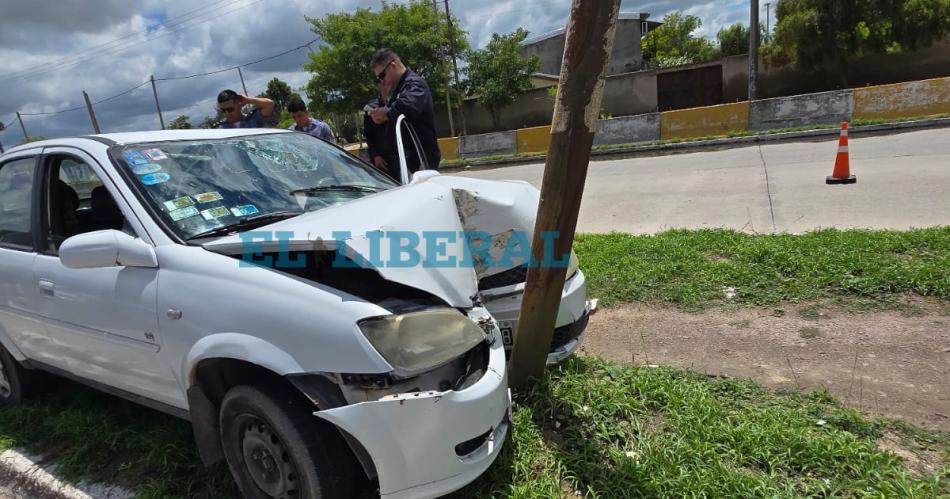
left=363, top=79, right=398, bottom=179
left=367, top=49, right=441, bottom=177
left=214, top=89, right=275, bottom=129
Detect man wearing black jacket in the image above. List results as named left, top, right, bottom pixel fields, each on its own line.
left=367, top=49, right=442, bottom=176
left=363, top=79, right=399, bottom=180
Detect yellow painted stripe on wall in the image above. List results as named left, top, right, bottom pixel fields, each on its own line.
left=660, top=101, right=750, bottom=140
left=516, top=125, right=552, bottom=154
left=854, top=77, right=950, bottom=120
left=438, top=137, right=459, bottom=162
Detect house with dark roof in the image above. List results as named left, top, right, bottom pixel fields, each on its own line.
left=521, top=12, right=662, bottom=76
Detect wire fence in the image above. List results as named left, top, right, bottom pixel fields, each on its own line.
left=0, top=37, right=319, bottom=148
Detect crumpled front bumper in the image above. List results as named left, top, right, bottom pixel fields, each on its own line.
left=481, top=269, right=592, bottom=364
left=315, top=320, right=510, bottom=499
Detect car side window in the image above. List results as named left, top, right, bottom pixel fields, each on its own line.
left=45, top=155, right=127, bottom=252
left=0, top=158, right=36, bottom=248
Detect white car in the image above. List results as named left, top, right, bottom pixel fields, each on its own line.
left=0, top=129, right=591, bottom=498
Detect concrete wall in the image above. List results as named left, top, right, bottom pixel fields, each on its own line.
left=722, top=55, right=749, bottom=103
left=603, top=71, right=658, bottom=117
left=522, top=32, right=567, bottom=76
left=853, top=77, right=950, bottom=120
left=438, top=137, right=459, bottom=161
left=749, top=90, right=853, bottom=131
left=607, top=18, right=646, bottom=75
left=660, top=102, right=749, bottom=140
left=516, top=125, right=551, bottom=154
left=594, top=114, right=661, bottom=145
left=459, top=131, right=517, bottom=158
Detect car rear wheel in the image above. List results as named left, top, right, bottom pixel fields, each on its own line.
left=219, top=384, right=357, bottom=499
left=0, top=343, right=39, bottom=404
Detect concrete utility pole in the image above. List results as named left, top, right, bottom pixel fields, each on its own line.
left=508, top=0, right=621, bottom=390
left=749, top=0, right=760, bottom=101
left=83, top=91, right=101, bottom=134
left=433, top=0, right=456, bottom=137
left=765, top=2, right=771, bottom=38
left=150, top=75, right=166, bottom=130
left=16, top=112, right=27, bottom=139
left=443, top=0, right=467, bottom=136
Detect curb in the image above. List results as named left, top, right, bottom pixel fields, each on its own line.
left=0, top=449, right=131, bottom=499
left=441, top=116, right=950, bottom=172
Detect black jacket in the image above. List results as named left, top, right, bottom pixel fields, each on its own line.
left=363, top=96, right=399, bottom=180
left=385, top=69, right=441, bottom=171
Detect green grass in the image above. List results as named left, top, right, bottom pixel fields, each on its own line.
left=1, top=360, right=945, bottom=498
left=574, top=228, right=950, bottom=309
left=453, top=357, right=946, bottom=498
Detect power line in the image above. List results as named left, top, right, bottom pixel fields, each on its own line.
left=0, top=0, right=262, bottom=84
left=7, top=37, right=316, bottom=119
left=0, top=0, right=239, bottom=82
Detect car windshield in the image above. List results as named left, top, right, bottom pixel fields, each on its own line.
left=113, top=133, right=398, bottom=240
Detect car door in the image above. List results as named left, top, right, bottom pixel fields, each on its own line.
left=30, top=148, right=182, bottom=407
left=0, top=153, right=60, bottom=366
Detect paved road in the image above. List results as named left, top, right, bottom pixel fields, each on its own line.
left=454, top=127, right=950, bottom=234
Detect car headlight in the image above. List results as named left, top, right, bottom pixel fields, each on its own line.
left=358, top=309, right=486, bottom=376
left=566, top=250, right=580, bottom=280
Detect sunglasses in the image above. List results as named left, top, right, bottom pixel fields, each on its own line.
left=219, top=106, right=237, bottom=114
left=375, top=60, right=395, bottom=83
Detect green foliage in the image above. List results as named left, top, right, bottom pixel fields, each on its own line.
left=260, top=77, right=295, bottom=114
left=168, top=115, right=192, bottom=130
left=304, top=1, right=468, bottom=116
left=17, top=135, right=47, bottom=145
left=718, top=23, right=750, bottom=57
left=763, top=0, right=950, bottom=71
left=465, top=28, right=540, bottom=127
left=197, top=115, right=219, bottom=129
left=642, top=12, right=718, bottom=68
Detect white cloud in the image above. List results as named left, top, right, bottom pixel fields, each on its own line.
left=0, top=0, right=751, bottom=143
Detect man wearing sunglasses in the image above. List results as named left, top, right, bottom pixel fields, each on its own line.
left=213, top=89, right=275, bottom=129
left=366, top=48, right=441, bottom=173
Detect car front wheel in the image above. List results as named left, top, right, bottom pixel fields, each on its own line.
left=219, top=384, right=357, bottom=499
left=0, top=343, right=40, bottom=404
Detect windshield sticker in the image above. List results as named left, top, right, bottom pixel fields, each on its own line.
left=143, top=148, right=168, bottom=161
left=123, top=151, right=149, bottom=166
left=194, top=191, right=224, bottom=204
left=131, top=163, right=162, bottom=175
left=169, top=206, right=199, bottom=221
left=201, top=206, right=231, bottom=221
left=230, top=204, right=260, bottom=217
left=163, top=196, right=194, bottom=212
left=139, top=172, right=171, bottom=186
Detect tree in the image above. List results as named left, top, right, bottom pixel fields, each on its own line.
left=762, top=0, right=950, bottom=78
left=718, top=23, right=751, bottom=57
left=642, top=12, right=718, bottom=68
left=198, top=115, right=219, bottom=129
left=304, top=0, right=468, bottom=117
left=169, top=115, right=192, bottom=129
left=465, top=28, right=540, bottom=129
left=18, top=136, right=47, bottom=145
left=260, top=77, right=295, bottom=114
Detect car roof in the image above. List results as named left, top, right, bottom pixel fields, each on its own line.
left=1, top=128, right=292, bottom=157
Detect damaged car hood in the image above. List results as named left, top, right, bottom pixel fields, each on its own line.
left=201, top=177, right=540, bottom=308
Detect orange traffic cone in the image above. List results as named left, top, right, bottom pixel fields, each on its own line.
left=826, top=122, right=856, bottom=184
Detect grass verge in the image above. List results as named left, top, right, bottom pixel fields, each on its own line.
left=574, top=228, right=950, bottom=309
left=1, top=359, right=945, bottom=498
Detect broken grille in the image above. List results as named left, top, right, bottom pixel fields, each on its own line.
left=478, top=265, right=528, bottom=291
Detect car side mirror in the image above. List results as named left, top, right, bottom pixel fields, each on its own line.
left=410, top=170, right=440, bottom=184
left=60, top=230, right=158, bottom=269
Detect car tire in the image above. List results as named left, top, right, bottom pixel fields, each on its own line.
left=219, top=384, right=358, bottom=499
left=0, top=343, right=39, bottom=404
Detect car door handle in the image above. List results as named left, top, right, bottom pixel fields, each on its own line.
left=38, top=280, right=56, bottom=296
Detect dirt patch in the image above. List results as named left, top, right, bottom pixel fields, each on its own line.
left=876, top=431, right=943, bottom=476
left=580, top=299, right=950, bottom=431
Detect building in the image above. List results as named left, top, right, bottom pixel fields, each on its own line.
left=521, top=12, right=662, bottom=77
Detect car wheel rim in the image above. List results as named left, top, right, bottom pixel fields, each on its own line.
left=238, top=414, right=299, bottom=498
left=0, top=357, right=11, bottom=398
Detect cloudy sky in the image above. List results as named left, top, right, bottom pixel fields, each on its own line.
left=0, top=0, right=754, bottom=145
